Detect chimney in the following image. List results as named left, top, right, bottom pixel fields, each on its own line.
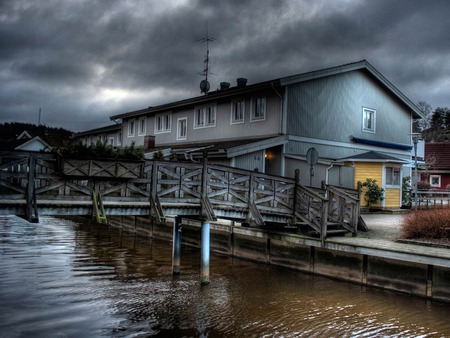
left=220, top=82, right=230, bottom=90
left=236, top=77, right=247, bottom=87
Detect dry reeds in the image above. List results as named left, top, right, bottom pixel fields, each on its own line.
left=401, top=209, right=450, bottom=240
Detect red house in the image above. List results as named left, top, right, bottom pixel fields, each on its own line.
left=422, top=142, right=450, bottom=190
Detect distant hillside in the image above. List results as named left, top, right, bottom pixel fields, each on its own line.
left=0, top=122, right=74, bottom=147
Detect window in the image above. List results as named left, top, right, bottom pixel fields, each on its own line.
left=177, top=117, right=187, bottom=140
left=430, top=175, right=441, bottom=188
left=231, top=99, right=245, bottom=124
left=108, top=137, right=114, bottom=146
left=251, top=97, right=266, bottom=121
left=385, top=166, right=401, bottom=186
left=138, top=117, right=146, bottom=136
left=362, top=107, right=376, bottom=133
left=117, top=131, right=122, bottom=146
left=155, top=113, right=171, bottom=133
left=194, top=105, right=216, bottom=128
left=128, top=119, right=135, bottom=137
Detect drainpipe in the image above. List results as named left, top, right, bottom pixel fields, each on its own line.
left=271, top=82, right=283, bottom=135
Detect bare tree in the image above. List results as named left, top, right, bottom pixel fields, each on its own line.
left=416, top=101, right=432, bottom=132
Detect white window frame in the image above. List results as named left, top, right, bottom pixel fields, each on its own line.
left=385, top=165, right=401, bottom=187
left=155, top=113, right=172, bottom=134
left=362, top=107, right=376, bottom=133
left=108, top=137, right=114, bottom=146
left=251, top=96, right=266, bottom=122
left=177, top=117, right=187, bottom=140
left=117, top=131, right=122, bottom=146
left=429, top=175, right=441, bottom=188
left=194, top=104, right=216, bottom=129
left=231, top=99, right=245, bottom=124
left=128, top=119, right=135, bottom=137
left=138, top=117, right=146, bottom=136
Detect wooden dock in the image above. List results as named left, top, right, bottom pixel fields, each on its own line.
left=0, top=151, right=361, bottom=243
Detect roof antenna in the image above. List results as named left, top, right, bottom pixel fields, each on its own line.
left=197, top=25, right=214, bottom=94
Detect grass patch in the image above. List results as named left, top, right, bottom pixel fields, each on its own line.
left=400, top=209, right=450, bottom=240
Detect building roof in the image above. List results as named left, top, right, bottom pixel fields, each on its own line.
left=76, top=123, right=122, bottom=137
left=145, top=135, right=287, bottom=160
left=338, top=151, right=408, bottom=163
left=110, top=60, right=424, bottom=121
left=110, top=79, right=282, bottom=121
left=425, top=142, right=450, bottom=169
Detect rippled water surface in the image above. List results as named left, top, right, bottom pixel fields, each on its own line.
left=1, top=215, right=450, bottom=337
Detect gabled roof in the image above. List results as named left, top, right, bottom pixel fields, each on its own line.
left=338, top=151, right=408, bottom=164
left=110, top=60, right=423, bottom=121
left=425, top=142, right=450, bottom=169
left=17, top=130, right=32, bottom=140
left=280, top=60, right=424, bottom=119
left=15, top=136, right=52, bottom=152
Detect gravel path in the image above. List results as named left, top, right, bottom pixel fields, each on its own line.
left=359, top=213, right=406, bottom=241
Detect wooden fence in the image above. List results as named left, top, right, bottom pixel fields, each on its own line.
left=413, top=190, right=450, bottom=209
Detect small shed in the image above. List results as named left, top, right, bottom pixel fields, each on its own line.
left=338, top=151, right=408, bottom=208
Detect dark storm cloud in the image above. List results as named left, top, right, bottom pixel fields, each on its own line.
left=1, top=0, right=449, bottom=131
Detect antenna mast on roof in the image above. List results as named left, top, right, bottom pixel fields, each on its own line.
left=197, top=25, right=214, bottom=94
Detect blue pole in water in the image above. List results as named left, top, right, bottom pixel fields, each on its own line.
left=172, top=217, right=181, bottom=275
left=201, top=221, right=210, bottom=284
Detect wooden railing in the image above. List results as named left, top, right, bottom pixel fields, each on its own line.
left=0, top=151, right=361, bottom=242
left=413, top=190, right=450, bottom=209
left=326, top=185, right=360, bottom=236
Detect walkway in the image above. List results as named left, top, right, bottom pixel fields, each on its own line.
left=328, top=213, right=450, bottom=268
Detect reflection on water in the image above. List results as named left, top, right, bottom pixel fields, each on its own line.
left=1, top=215, right=450, bottom=337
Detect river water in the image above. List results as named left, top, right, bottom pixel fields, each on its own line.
left=1, top=215, right=450, bottom=338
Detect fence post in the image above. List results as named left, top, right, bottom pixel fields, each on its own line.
left=320, top=199, right=329, bottom=246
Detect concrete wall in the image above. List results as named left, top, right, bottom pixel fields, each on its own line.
left=107, top=216, right=450, bottom=304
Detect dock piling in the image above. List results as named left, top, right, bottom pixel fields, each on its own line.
left=172, top=217, right=182, bottom=275
left=201, top=221, right=210, bottom=284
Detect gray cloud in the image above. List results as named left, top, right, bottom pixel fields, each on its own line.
left=1, top=0, right=449, bottom=131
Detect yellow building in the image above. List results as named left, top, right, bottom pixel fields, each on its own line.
left=340, top=151, right=407, bottom=209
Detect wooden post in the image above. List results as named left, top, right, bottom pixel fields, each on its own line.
left=292, top=169, right=300, bottom=224
left=26, top=154, right=38, bottom=223
left=172, top=217, right=182, bottom=275
left=320, top=199, right=329, bottom=246
left=201, top=221, right=210, bottom=285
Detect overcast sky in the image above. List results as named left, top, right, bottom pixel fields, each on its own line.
left=1, top=0, right=449, bottom=132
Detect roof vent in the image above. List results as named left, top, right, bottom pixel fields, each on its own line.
left=237, top=78, right=247, bottom=87
left=220, top=82, right=230, bottom=90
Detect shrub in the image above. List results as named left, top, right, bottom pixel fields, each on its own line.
left=417, top=181, right=431, bottom=190
left=359, top=178, right=384, bottom=207
left=402, top=176, right=412, bottom=208
left=401, top=209, right=450, bottom=240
